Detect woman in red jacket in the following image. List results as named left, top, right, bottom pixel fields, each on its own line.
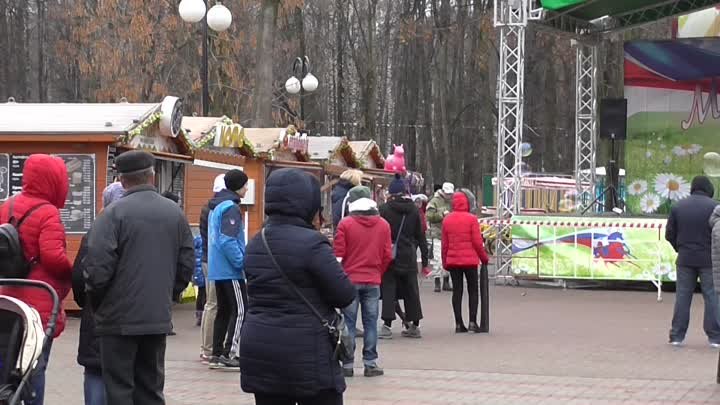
left=0, top=154, right=72, bottom=404
left=441, top=190, right=489, bottom=333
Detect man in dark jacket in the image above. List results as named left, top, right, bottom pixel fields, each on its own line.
left=665, top=175, right=720, bottom=346
left=85, top=151, right=194, bottom=405
left=198, top=174, right=226, bottom=362
left=379, top=175, right=429, bottom=339
left=72, top=182, right=125, bottom=405
left=240, top=168, right=356, bottom=404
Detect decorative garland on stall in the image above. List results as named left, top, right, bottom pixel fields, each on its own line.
left=122, top=111, right=163, bottom=144
left=478, top=218, right=665, bottom=229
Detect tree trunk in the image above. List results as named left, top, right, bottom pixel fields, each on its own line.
left=252, top=0, right=280, bottom=127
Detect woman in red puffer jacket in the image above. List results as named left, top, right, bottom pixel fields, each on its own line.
left=441, top=190, right=489, bottom=334
left=0, top=154, right=72, bottom=405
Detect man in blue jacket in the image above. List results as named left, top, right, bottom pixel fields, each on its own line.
left=208, top=169, right=249, bottom=370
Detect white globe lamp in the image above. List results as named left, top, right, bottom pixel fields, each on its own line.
left=179, top=0, right=206, bottom=23
left=207, top=3, right=232, bottom=32
left=285, top=76, right=301, bottom=94
left=302, top=73, right=319, bottom=92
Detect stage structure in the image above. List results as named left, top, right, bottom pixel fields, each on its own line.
left=493, top=0, right=719, bottom=280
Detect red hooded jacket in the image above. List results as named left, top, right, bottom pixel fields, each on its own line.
left=441, top=191, right=489, bottom=269
left=0, top=154, right=72, bottom=337
left=334, top=214, right=393, bottom=285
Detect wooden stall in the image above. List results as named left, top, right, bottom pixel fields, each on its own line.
left=182, top=119, right=267, bottom=238
left=0, top=98, right=190, bottom=310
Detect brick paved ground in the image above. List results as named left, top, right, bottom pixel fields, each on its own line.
left=44, top=282, right=720, bottom=404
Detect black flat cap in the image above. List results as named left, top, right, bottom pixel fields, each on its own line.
left=116, top=150, right=155, bottom=174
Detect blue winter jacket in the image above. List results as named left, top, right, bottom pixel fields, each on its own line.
left=192, top=235, right=205, bottom=287
left=208, top=189, right=245, bottom=281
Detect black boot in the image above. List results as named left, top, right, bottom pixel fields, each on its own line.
left=434, top=278, right=441, bottom=293
left=468, top=322, right=482, bottom=333
left=455, top=323, right=468, bottom=333
left=442, top=276, right=452, bottom=291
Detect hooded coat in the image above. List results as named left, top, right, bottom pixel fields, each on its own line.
left=441, top=192, right=490, bottom=269
left=334, top=200, right=393, bottom=285
left=240, top=168, right=356, bottom=398
left=379, top=197, right=429, bottom=273
left=666, top=176, right=718, bottom=268
left=0, top=154, right=72, bottom=337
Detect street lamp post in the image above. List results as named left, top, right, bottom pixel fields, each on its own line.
left=179, top=0, right=232, bottom=116
left=285, top=56, right=318, bottom=129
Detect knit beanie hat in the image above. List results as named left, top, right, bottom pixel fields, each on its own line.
left=224, top=169, right=249, bottom=192
left=691, top=175, right=714, bottom=197
left=347, top=185, right=377, bottom=213
left=213, top=174, right=226, bottom=192
left=348, top=185, right=372, bottom=203
left=388, top=174, right=408, bottom=195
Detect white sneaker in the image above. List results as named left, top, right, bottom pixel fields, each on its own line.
left=669, top=340, right=684, bottom=347
left=378, top=325, right=392, bottom=339
left=709, top=341, right=720, bottom=349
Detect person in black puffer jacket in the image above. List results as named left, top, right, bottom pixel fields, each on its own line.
left=331, top=169, right=363, bottom=230
left=378, top=175, right=429, bottom=339
left=240, top=168, right=356, bottom=405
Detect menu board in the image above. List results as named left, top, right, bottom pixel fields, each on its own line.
left=3, top=154, right=96, bottom=234
left=0, top=154, right=8, bottom=201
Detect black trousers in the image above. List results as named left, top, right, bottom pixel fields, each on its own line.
left=449, top=267, right=479, bottom=324
left=255, top=390, right=343, bottom=405
left=100, top=334, right=166, bottom=405
left=213, top=279, right=247, bottom=357
left=196, top=286, right=207, bottom=312
left=381, top=270, right=422, bottom=323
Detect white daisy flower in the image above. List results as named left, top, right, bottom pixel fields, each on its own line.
left=654, top=173, right=691, bottom=202
left=660, top=144, right=666, bottom=149
left=627, top=180, right=648, bottom=196
left=663, top=156, right=672, bottom=166
left=647, top=140, right=652, bottom=145
left=673, top=144, right=702, bottom=156
left=646, top=151, right=653, bottom=158
left=640, top=193, right=661, bottom=213
left=672, top=146, right=687, bottom=157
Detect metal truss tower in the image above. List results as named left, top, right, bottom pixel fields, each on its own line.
left=574, top=42, right=598, bottom=211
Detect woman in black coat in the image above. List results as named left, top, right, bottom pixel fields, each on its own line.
left=240, top=168, right=356, bottom=405
left=378, top=176, right=429, bottom=339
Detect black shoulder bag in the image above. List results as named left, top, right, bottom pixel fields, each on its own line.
left=261, top=228, right=353, bottom=363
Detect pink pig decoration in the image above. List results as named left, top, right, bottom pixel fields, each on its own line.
left=384, top=144, right=407, bottom=174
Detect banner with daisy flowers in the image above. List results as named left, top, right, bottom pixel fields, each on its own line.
left=624, top=39, right=720, bottom=215
left=510, top=216, right=676, bottom=281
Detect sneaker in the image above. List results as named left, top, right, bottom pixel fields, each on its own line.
left=668, top=340, right=684, bottom=347
left=434, top=279, right=441, bottom=293
left=356, top=329, right=364, bottom=338
left=401, top=325, right=422, bottom=338
left=378, top=325, right=393, bottom=340
left=200, top=354, right=211, bottom=365
left=218, top=356, right=240, bottom=370
left=343, top=368, right=354, bottom=378
left=709, top=341, right=720, bottom=349
left=364, top=366, right=384, bottom=377
left=455, top=323, right=468, bottom=333
left=208, top=356, right=223, bottom=369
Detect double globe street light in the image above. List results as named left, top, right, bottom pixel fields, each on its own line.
left=285, top=56, right=319, bottom=129
left=179, top=0, right=233, bottom=116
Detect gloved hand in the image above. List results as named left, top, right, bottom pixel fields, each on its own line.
left=421, top=267, right=432, bottom=277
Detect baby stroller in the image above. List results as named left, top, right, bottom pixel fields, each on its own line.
left=0, top=279, right=59, bottom=405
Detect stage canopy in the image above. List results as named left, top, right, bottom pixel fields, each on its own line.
left=537, top=0, right=719, bottom=34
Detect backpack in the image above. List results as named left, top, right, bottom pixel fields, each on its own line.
left=0, top=198, right=48, bottom=279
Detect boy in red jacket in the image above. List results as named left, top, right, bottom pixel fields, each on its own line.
left=335, top=186, right=392, bottom=378
left=441, top=190, right=489, bottom=333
